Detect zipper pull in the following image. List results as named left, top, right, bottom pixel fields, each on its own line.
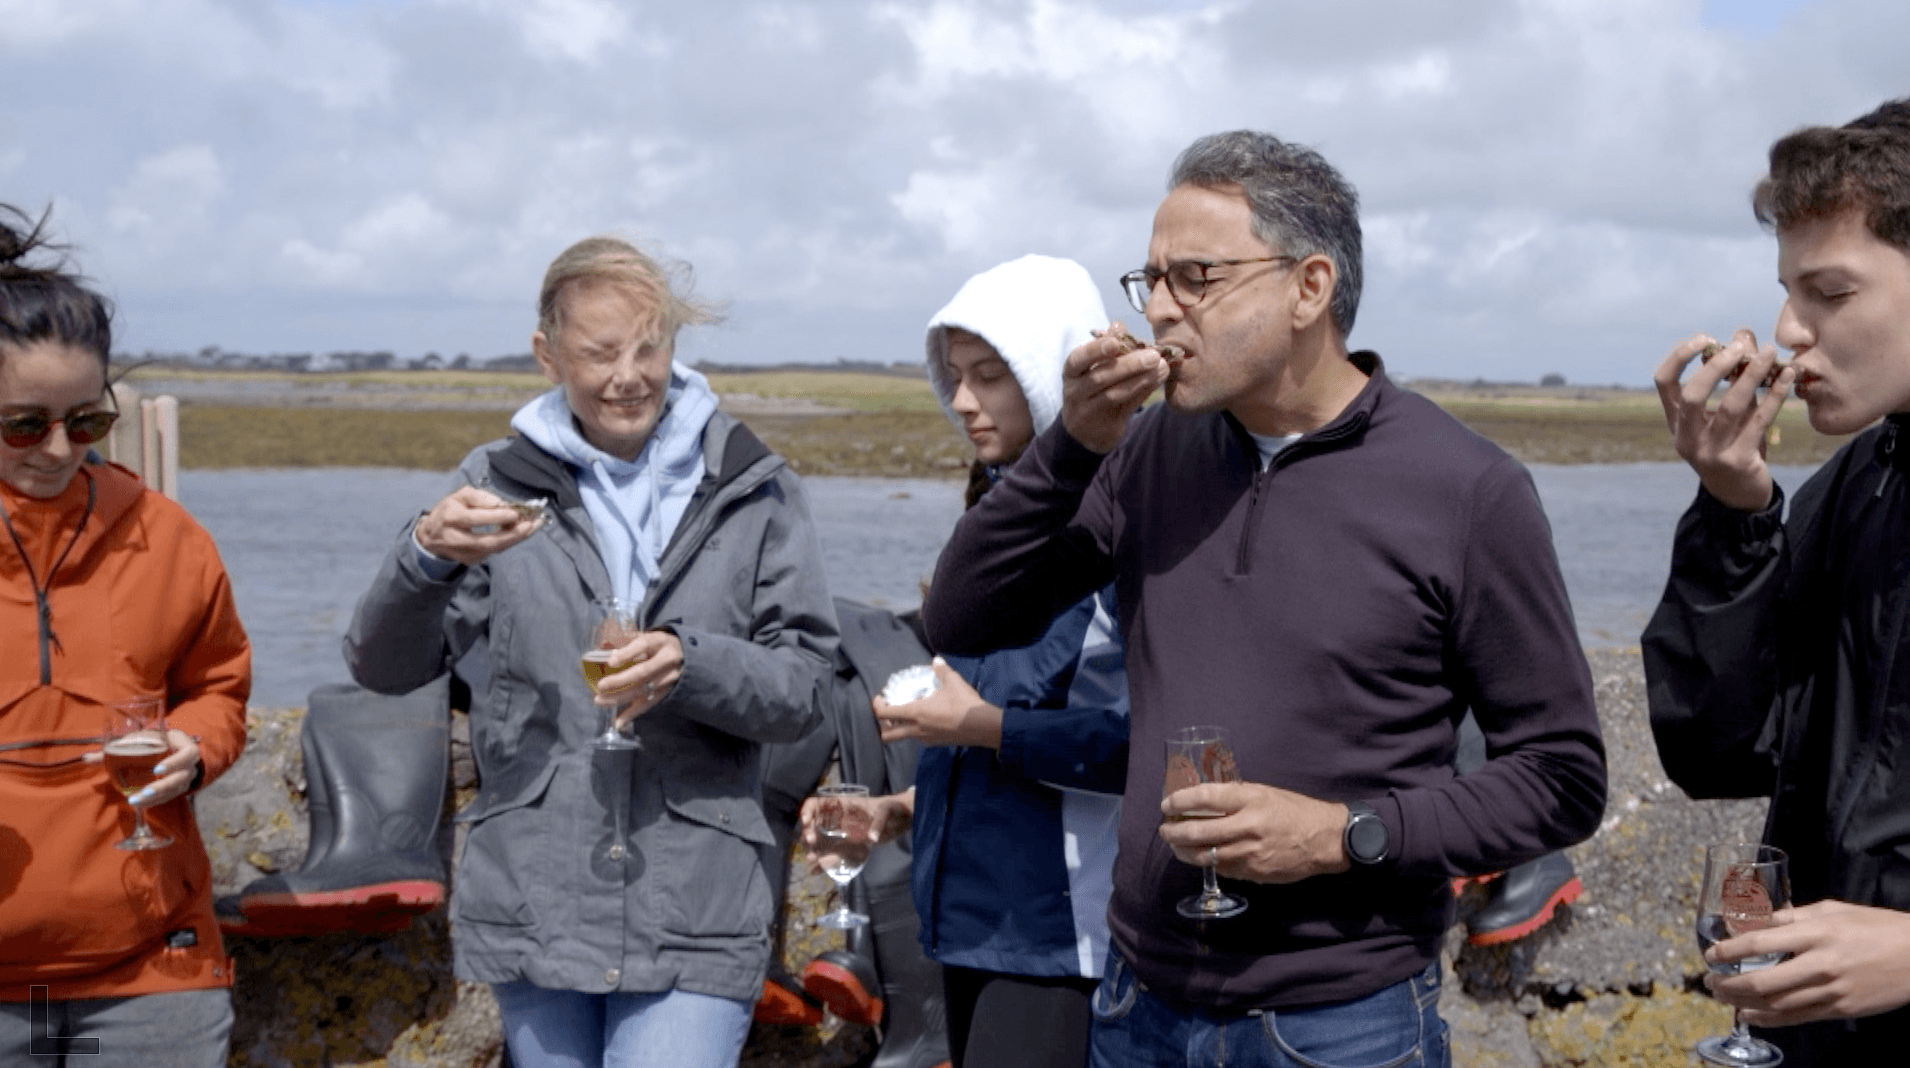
left=1879, top=422, right=1899, bottom=499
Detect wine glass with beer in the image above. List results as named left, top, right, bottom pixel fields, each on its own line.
left=1164, top=725, right=1247, bottom=919
left=583, top=596, right=642, bottom=751
left=812, top=784, right=874, bottom=928
left=104, top=696, right=173, bottom=851
left=1694, top=842, right=1790, bottom=1066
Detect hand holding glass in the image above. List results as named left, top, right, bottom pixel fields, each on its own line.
left=812, top=784, right=873, bottom=929
left=1695, top=842, right=1790, bottom=1066
left=584, top=597, right=642, bottom=751
left=1164, top=726, right=1247, bottom=920
left=104, top=697, right=173, bottom=851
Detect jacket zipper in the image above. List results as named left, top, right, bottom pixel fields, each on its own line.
left=1232, top=413, right=1366, bottom=574
left=0, top=474, right=96, bottom=685
left=639, top=455, right=780, bottom=622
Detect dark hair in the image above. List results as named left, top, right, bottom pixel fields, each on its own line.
left=1753, top=97, right=1910, bottom=253
left=0, top=203, right=114, bottom=369
left=1169, top=131, right=1364, bottom=336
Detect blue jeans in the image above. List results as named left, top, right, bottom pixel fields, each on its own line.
left=490, top=982, right=752, bottom=1068
left=1088, top=953, right=1449, bottom=1068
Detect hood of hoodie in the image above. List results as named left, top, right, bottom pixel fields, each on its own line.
left=924, top=254, right=1109, bottom=436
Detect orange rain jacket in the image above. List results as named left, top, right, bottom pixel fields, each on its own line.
left=0, top=460, right=250, bottom=1000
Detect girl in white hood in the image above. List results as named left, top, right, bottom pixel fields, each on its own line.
left=807, top=255, right=1130, bottom=1068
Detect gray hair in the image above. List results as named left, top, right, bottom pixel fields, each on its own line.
left=1169, top=131, right=1363, bottom=337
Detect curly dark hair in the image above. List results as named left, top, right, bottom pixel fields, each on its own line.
left=1753, top=97, right=1910, bottom=253
left=0, top=203, right=114, bottom=368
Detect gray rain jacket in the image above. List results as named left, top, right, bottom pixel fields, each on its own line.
left=345, top=413, right=837, bottom=1001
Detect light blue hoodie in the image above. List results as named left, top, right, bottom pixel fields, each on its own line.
left=511, top=363, right=719, bottom=604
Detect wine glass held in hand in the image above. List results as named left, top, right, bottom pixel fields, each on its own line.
left=1164, top=726, right=1247, bottom=920
left=813, top=784, right=873, bottom=929
left=1695, top=842, right=1791, bottom=1066
left=584, top=596, right=642, bottom=751
left=104, top=696, right=173, bottom=851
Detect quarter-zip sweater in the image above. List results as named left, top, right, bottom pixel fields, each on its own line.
left=924, top=354, right=1606, bottom=1010
left=0, top=462, right=250, bottom=1000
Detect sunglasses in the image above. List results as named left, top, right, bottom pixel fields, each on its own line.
left=0, top=407, right=121, bottom=449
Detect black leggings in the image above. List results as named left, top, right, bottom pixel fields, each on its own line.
left=943, top=964, right=1101, bottom=1068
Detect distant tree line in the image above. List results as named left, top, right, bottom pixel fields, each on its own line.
left=118, top=347, right=925, bottom=377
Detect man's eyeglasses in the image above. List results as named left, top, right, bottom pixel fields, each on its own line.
left=0, top=403, right=120, bottom=449
left=1118, top=256, right=1294, bottom=315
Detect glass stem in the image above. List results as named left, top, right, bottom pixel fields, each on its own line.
left=1202, top=863, right=1222, bottom=899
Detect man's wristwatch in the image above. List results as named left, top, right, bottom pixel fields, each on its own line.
left=1343, top=801, right=1390, bottom=866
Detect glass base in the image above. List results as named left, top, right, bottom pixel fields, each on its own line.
left=592, top=732, right=641, bottom=751
left=817, top=907, right=868, bottom=929
left=1696, top=1034, right=1783, bottom=1066
left=1176, top=891, right=1247, bottom=920
left=115, top=831, right=173, bottom=851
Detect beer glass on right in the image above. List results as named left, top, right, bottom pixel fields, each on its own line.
left=104, top=696, right=173, bottom=851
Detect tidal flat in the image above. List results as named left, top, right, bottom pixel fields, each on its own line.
left=119, top=367, right=1852, bottom=474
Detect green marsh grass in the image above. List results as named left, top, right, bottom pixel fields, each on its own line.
left=163, top=368, right=1854, bottom=473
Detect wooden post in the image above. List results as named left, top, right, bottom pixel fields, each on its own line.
left=155, top=395, right=179, bottom=501
left=140, top=397, right=160, bottom=489
left=117, top=391, right=182, bottom=502
left=106, top=382, right=143, bottom=467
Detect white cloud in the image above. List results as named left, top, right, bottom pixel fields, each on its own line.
left=281, top=192, right=457, bottom=288
left=0, top=0, right=1902, bottom=381
left=512, top=0, right=637, bottom=64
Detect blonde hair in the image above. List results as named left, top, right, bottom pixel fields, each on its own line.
left=536, top=235, right=725, bottom=340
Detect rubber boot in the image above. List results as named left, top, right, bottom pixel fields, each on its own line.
left=217, top=709, right=339, bottom=937
left=229, top=679, right=451, bottom=937
left=1466, top=851, right=1583, bottom=946
left=802, top=874, right=885, bottom=1027
left=754, top=719, right=836, bottom=1026
left=754, top=802, right=824, bottom=1026
left=860, top=838, right=950, bottom=1068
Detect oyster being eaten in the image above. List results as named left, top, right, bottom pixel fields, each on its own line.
left=1699, top=342, right=1788, bottom=388
left=1095, top=325, right=1186, bottom=366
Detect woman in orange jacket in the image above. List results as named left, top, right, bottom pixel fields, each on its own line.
left=0, top=204, right=250, bottom=1064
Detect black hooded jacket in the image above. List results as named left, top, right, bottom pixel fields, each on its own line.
left=1645, top=414, right=1910, bottom=1056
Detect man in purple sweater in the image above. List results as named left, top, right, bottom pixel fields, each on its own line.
left=922, top=131, right=1607, bottom=1066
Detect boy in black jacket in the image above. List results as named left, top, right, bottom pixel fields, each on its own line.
left=1645, top=96, right=1910, bottom=1062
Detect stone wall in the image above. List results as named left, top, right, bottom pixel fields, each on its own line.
left=194, top=646, right=1759, bottom=1066
left=1439, top=647, right=1765, bottom=1065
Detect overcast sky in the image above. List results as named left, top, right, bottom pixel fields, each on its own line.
left=3, top=0, right=1904, bottom=385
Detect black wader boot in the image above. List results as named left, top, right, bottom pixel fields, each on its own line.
left=225, top=679, right=450, bottom=937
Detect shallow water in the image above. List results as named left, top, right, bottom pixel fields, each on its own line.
left=177, top=464, right=1819, bottom=709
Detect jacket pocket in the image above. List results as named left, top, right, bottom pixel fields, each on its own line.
left=651, top=787, right=773, bottom=941
left=0, top=764, right=196, bottom=970
left=453, top=763, right=558, bottom=928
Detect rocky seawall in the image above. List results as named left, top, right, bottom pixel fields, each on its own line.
left=195, top=646, right=1759, bottom=1066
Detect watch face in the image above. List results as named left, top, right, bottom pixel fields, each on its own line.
left=1349, top=812, right=1388, bottom=863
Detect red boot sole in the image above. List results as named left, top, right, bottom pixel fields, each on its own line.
left=802, top=958, right=884, bottom=1026
left=754, top=979, right=824, bottom=1026
left=224, top=880, right=444, bottom=938
left=1466, top=876, right=1584, bottom=946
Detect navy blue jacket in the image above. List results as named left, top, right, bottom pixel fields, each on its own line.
left=912, top=589, right=1128, bottom=978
